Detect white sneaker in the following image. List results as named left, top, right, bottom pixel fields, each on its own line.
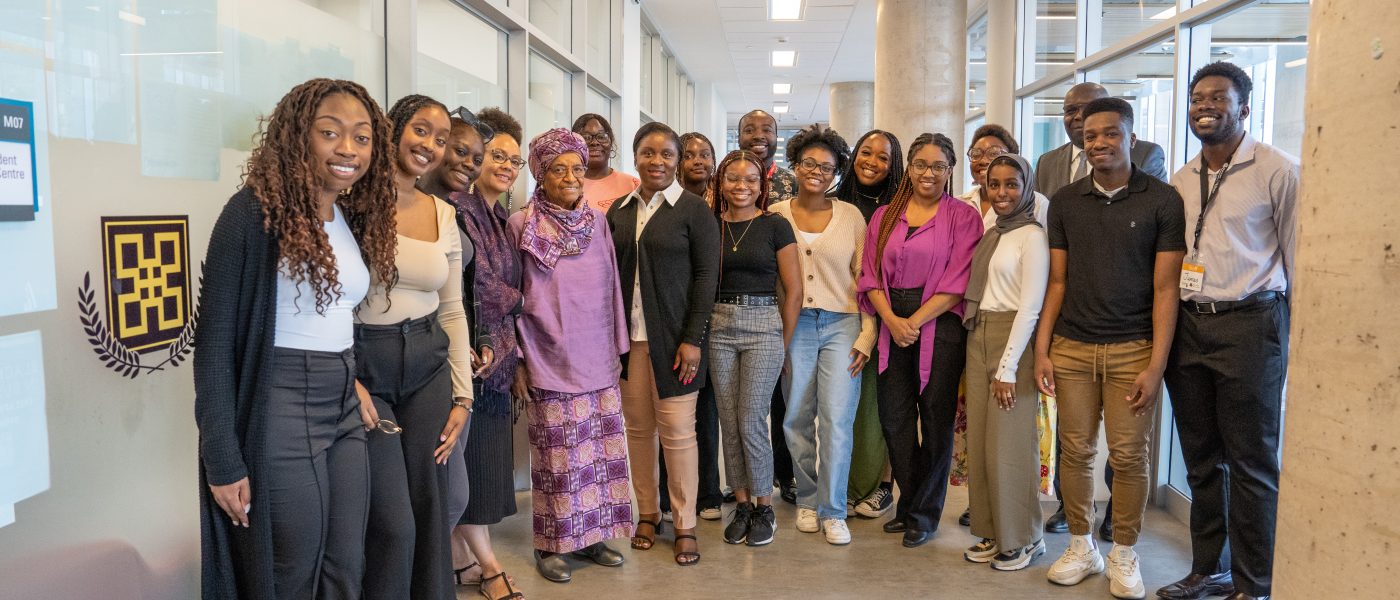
left=1047, top=535, right=1105, bottom=586
left=1107, top=544, right=1146, bottom=599
left=795, top=507, right=819, bottom=532
left=964, top=538, right=999, bottom=563
left=662, top=510, right=673, bottom=523
left=822, top=518, right=851, bottom=545
left=699, top=507, right=722, bottom=521
left=846, top=499, right=856, bottom=518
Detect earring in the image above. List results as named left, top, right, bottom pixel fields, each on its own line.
left=339, top=186, right=353, bottom=198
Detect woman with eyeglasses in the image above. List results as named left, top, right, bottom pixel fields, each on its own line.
left=448, top=107, right=528, bottom=600
left=608, top=122, right=720, bottom=566
left=574, top=113, right=640, bottom=212
left=768, top=125, right=875, bottom=546
left=833, top=130, right=905, bottom=521
left=195, top=78, right=397, bottom=600
left=352, top=94, right=472, bottom=600
left=857, top=133, right=983, bottom=548
left=710, top=150, right=803, bottom=548
left=509, top=128, right=632, bottom=586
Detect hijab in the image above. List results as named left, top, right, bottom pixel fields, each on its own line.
left=962, top=153, right=1041, bottom=329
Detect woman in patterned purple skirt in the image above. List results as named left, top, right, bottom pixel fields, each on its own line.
left=507, top=127, right=633, bottom=586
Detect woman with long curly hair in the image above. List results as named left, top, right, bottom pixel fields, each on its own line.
left=354, top=94, right=475, bottom=600
left=194, top=78, right=398, bottom=600
left=855, top=133, right=983, bottom=549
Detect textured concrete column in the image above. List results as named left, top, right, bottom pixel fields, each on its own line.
left=873, top=0, right=966, bottom=157
left=828, top=81, right=873, bottom=141
left=1273, top=1, right=1400, bottom=596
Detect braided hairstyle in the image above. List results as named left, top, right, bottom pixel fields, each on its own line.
left=387, top=94, right=449, bottom=151
left=710, top=150, right=770, bottom=218
left=679, top=131, right=716, bottom=159
left=833, top=129, right=905, bottom=207
left=872, top=132, right=958, bottom=278
left=241, top=78, right=398, bottom=314
left=785, top=124, right=851, bottom=191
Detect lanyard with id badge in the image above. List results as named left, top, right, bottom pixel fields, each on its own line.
left=1182, top=161, right=1230, bottom=292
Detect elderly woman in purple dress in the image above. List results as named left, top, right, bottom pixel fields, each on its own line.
left=507, top=128, right=633, bottom=586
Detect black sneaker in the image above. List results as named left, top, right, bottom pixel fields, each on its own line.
left=724, top=502, right=754, bottom=544
left=746, top=504, right=777, bottom=546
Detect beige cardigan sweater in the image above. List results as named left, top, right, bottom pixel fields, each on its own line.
left=770, top=198, right=878, bottom=356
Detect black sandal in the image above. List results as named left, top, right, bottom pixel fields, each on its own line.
left=454, top=561, right=481, bottom=586
left=479, top=571, right=524, bottom=600
left=631, top=518, right=663, bottom=550
left=674, top=534, right=700, bottom=566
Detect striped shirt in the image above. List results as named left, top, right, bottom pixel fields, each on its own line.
left=1171, top=134, right=1299, bottom=303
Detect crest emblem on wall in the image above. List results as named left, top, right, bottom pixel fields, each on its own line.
left=77, top=216, right=198, bottom=378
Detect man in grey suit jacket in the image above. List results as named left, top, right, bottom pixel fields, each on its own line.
left=1036, top=82, right=1169, bottom=200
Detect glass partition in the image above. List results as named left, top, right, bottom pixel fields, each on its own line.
left=417, top=0, right=508, bottom=111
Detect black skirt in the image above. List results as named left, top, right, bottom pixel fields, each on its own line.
left=459, top=386, right=518, bottom=525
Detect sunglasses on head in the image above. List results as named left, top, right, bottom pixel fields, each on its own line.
left=449, top=106, right=495, bottom=143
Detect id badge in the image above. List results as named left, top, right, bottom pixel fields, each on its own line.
left=1180, top=262, right=1205, bottom=292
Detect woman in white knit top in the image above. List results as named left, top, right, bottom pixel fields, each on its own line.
left=770, top=126, right=877, bottom=546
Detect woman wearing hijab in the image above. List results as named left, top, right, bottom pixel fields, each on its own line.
left=508, top=128, right=633, bottom=586
left=960, top=154, right=1050, bottom=571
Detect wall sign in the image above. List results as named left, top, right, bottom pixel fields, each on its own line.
left=0, top=98, right=38, bottom=222
left=77, top=216, right=198, bottom=378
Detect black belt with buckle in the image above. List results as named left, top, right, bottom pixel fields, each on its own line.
left=717, top=294, right=779, bottom=306
left=1183, top=290, right=1282, bottom=315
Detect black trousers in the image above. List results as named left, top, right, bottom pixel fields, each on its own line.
left=263, top=347, right=368, bottom=600
left=355, top=315, right=454, bottom=600
left=659, top=374, right=724, bottom=511
left=1164, top=296, right=1288, bottom=597
left=877, top=291, right=966, bottom=533
left=771, top=380, right=795, bottom=485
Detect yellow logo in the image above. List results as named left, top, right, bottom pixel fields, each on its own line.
left=78, top=216, right=197, bottom=377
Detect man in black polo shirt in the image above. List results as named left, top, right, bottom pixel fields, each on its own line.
left=1034, top=98, right=1185, bottom=600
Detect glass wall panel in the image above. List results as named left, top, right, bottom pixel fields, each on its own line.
left=586, top=0, right=612, bottom=80
left=529, top=0, right=571, bottom=49
left=1095, top=37, right=1177, bottom=167
left=1021, top=78, right=1076, bottom=167
left=1027, top=0, right=1076, bottom=84
left=526, top=51, right=572, bottom=200
left=586, top=87, right=611, bottom=118
left=1201, top=0, right=1310, bottom=158
left=1100, top=0, right=1178, bottom=49
left=417, top=0, right=508, bottom=111
left=967, top=13, right=988, bottom=115
left=640, top=32, right=653, bottom=112
left=962, top=114, right=986, bottom=194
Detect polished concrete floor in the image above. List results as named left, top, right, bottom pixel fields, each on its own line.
left=456, top=486, right=1212, bottom=600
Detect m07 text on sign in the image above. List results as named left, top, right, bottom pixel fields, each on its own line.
left=0, top=98, right=38, bottom=222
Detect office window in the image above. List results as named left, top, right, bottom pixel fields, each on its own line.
left=587, top=0, right=612, bottom=81
left=962, top=115, right=986, bottom=194
left=1099, top=0, right=1178, bottom=50
left=1026, top=0, right=1076, bottom=84
left=527, top=52, right=572, bottom=138
left=1020, top=78, right=1075, bottom=167
left=967, top=13, right=988, bottom=115
left=586, top=87, right=611, bottom=119
left=416, top=0, right=508, bottom=112
left=529, top=0, right=571, bottom=49
left=1094, top=37, right=1176, bottom=164
left=640, top=33, right=653, bottom=113
left=1199, top=0, right=1310, bottom=157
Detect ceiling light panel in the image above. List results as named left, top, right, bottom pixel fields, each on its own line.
left=773, top=83, right=792, bottom=94
left=771, top=50, right=796, bottom=67
left=773, top=105, right=790, bottom=114
left=770, top=0, right=803, bottom=21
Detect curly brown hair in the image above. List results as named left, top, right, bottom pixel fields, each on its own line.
left=242, top=78, right=399, bottom=313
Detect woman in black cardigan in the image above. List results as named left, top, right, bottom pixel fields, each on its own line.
left=193, top=79, right=399, bottom=600
left=607, top=122, right=720, bottom=566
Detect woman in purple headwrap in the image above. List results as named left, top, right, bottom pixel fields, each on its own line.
left=507, top=128, right=633, bottom=586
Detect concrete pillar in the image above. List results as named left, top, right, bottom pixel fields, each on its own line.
left=983, top=0, right=1015, bottom=127
left=1273, top=1, right=1400, bottom=597
left=873, top=0, right=966, bottom=157
left=828, top=81, right=873, bottom=141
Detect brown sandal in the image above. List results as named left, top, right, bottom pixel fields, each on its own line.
left=479, top=571, right=524, bottom=600
left=631, top=518, right=663, bottom=550
left=673, top=533, right=700, bottom=566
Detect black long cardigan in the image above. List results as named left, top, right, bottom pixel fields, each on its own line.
left=606, top=188, right=720, bottom=398
left=192, top=188, right=291, bottom=600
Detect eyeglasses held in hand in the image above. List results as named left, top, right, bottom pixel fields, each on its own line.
left=374, top=419, right=403, bottom=435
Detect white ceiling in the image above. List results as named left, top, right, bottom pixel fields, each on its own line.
left=643, top=0, right=877, bottom=127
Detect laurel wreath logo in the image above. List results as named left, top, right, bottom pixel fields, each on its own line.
left=77, top=271, right=199, bottom=378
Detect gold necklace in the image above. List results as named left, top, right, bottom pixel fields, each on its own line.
left=724, top=216, right=758, bottom=252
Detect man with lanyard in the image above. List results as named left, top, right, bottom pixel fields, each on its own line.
left=1156, top=62, right=1297, bottom=600
left=737, top=108, right=800, bottom=503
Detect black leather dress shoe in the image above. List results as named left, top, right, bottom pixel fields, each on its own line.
left=959, top=508, right=971, bottom=527
left=1098, top=516, right=1114, bottom=543
left=902, top=529, right=932, bottom=548
left=571, top=542, right=624, bottom=567
left=882, top=519, right=907, bottom=533
left=779, top=478, right=798, bottom=505
left=1222, top=593, right=1267, bottom=600
left=1155, top=572, right=1233, bottom=599
left=534, top=550, right=572, bottom=583
left=1044, top=505, right=1069, bottom=533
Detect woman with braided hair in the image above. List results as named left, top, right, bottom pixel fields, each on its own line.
left=353, top=94, right=476, bottom=600
left=194, top=78, right=398, bottom=600
left=855, top=132, right=984, bottom=548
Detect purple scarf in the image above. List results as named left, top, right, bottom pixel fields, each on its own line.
left=447, top=187, right=522, bottom=401
left=520, top=128, right=595, bottom=271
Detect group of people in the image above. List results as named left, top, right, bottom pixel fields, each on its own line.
left=194, top=59, right=1295, bottom=600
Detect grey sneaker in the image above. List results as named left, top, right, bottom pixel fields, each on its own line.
left=745, top=504, right=776, bottom=546
left=992, top=539, right=1046, bottom=571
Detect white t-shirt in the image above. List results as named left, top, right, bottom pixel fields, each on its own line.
left=274, top=204, right=370, bottom=352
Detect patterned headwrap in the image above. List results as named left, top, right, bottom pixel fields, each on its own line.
left=520, top=128, right=595, bottom=271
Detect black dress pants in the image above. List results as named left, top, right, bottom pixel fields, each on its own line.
left=660, top=374, right=724, bottom=511
left=355, top=315, right=455, bottom=600
left=1164, top=296, right=1288, bottom=598
left=877, top=290, right=966, bottom=533
left=263, top=347, right=368, bottom=600
left=771, top=380, right=795, bottom=485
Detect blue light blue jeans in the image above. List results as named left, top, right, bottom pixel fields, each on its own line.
left=782, top=308, right=863, bottom=520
